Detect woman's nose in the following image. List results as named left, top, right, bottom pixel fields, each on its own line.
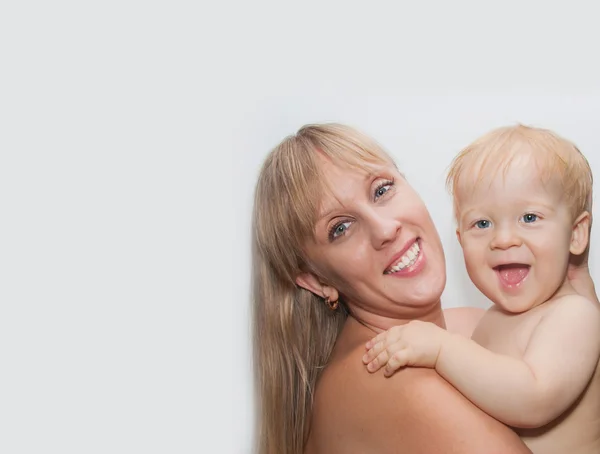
left=370, top=211, right=402, bottom=249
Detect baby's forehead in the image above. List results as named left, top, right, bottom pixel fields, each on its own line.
left=457, top=153, right=557, bottom=190
left=454, top=162, right=564, bottom=204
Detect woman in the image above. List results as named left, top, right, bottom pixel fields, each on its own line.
left=252, top=123, right=596, bottom=454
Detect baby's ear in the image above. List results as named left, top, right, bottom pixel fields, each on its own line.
left=570, top=211, right=591, bottom=255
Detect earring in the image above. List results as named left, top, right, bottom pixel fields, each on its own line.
left=324, top=296, right=339, bottom=311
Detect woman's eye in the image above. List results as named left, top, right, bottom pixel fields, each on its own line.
left=374, top=183, right=393, bottom=199
left=330, top=221, right=352, bottom=240
left=522, top=213, right=538, bottom=223
left=475, top=219, right=491, bottom=229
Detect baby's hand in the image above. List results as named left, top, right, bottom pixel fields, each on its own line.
left=362, top=320, right=448, bottom=377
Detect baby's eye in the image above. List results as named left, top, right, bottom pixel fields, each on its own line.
left=474, top=219, right=491, bottom=229
left=522, top=213, right=538, bottom=223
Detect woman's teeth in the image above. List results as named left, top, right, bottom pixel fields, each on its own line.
left=385, top=242, right=420, bottom=274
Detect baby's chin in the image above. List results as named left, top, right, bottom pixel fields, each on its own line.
left=480, top=289, right=538, bottom=314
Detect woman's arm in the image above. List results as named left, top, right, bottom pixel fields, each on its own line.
left=568, top=249, right=599, bottom=303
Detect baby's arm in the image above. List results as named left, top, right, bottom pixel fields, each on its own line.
left=363, top=296, right=600, bottom=428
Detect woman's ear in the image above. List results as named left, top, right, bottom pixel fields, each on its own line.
left=296, top=272, right=339, bottom=303
left=570, top=211, right=591, bottom=256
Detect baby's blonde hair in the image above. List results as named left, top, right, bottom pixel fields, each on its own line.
left=446, top=124, right=593, bottom=220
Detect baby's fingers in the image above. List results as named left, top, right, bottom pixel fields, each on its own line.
left=365, top=348, right=390, bottom=373
left=365, top=332, right=387, bottom=350
left=384, top=348, right=410, bottom=377
left=362, top=341, right=385, bottom=364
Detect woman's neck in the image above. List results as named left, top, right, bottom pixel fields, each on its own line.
left=348, top=300, right=446, bottom=335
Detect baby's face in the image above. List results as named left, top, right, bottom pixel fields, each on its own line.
left=454, top=163, right=575, bottom=313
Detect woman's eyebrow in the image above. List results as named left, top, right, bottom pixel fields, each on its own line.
left=318, top=207, right=335, bottom=221
left=317, top=170, right=380, bottom=221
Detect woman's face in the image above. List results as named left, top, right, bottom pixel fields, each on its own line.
left=301, top=157, right=446, bottom=320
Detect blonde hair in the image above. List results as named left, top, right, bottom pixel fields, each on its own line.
left=252, top=123, right=395, bottom=454
left=446, top=124, right=593, bottom=220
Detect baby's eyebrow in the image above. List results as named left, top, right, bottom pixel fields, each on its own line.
left=459, top=209, right=480, bottom=223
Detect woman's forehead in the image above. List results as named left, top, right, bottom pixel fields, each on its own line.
left=318, top=155, right=395, bottom=179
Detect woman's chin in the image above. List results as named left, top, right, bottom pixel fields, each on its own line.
left=404, top=273, right=446, bottom=307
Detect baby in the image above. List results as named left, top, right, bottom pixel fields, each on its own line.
left=363, top=124, right=600, bottom=454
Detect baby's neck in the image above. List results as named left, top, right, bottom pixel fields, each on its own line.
left=547, top=277, right=579, bottom=302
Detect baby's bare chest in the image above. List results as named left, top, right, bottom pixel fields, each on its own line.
left=471, top=308, right=545, bottom=357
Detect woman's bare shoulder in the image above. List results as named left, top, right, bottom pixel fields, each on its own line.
left=306, top=317, right=530, bottom=454
left=309, top=338, right=435, bottom=452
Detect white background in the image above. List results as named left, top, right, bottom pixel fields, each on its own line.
left=1, top=1, right=600, bottom=453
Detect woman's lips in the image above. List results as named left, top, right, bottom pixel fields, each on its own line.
left=385, top=239, right=425, bottom=277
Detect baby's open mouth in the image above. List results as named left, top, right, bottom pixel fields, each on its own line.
left=494, top=263, right=530, bottom=287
